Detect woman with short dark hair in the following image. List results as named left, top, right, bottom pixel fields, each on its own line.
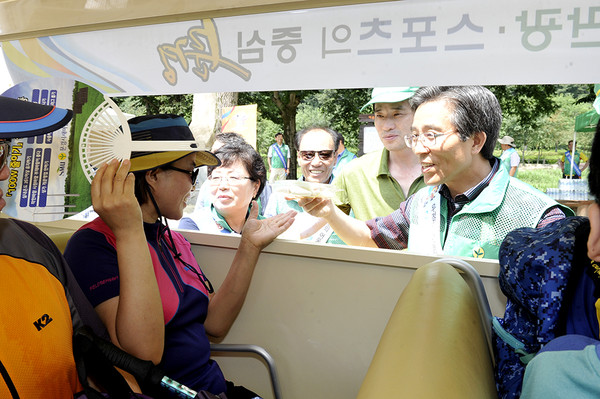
left=180, top=141, right=267, bottom=233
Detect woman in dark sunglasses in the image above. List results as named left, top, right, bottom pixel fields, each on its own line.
left=64, top=114, right=295, bottom=399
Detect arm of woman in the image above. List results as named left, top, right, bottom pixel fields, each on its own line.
left=93, top=160, right=165, bottom=364
left=204, top=202, right=295, bottom=340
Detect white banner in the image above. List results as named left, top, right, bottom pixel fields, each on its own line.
left=2, top=0, right=599, bottom=95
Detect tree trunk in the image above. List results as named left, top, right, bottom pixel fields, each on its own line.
left=272, top=91, right=300, bottom=179
left=189, top=92, right=237, bottom=150
left=215, top=92, right=238, bottom=135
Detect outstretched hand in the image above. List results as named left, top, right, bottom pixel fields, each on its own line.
left=241, top=201, right=296, bottom=251
left=91, top=159, right=142, bottom=236
left=296, top=196, right=335, bottom=219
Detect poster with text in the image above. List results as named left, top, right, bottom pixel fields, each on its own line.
left=1, top=78, right=106, bottom=221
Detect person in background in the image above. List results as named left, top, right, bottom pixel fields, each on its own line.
left=498, top=135, right=520, bottom=177
left=332, top=87, right=426, bottom=221
left=560, top=139, right=589, bottom=179
left=267, top=131, right=289, bottom=182
left=331, top=134, right=356, bottom=179
left=298, top=86, right=573, bottom=260
left=294, top=126, right=339, bottom=185
left=180, top=141, right=267, bottom=233
left=65, top=114, right=295, bottom=398
left=265, top=126, right=344, bottom=244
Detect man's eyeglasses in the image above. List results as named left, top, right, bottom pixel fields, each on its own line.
left=208, top=175, right=252, bottom=186
left=299, top=150, right=334, bottom=161
left=164, top=165, right=200, bottom=185
left=404, top=130, right=456, bottom=148
left=0, top=141, right=10, bottom=168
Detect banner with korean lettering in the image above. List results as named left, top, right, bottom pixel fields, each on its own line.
left=2, top=0, right=599, bottom=95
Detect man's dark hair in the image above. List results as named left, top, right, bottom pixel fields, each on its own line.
left=409, top=86, right=502, bottom=160
left=208, top=142, right=267, bottom=199
left=588, top=120, right=600, bottom=203
left=295, top=126, right=341, bottom=153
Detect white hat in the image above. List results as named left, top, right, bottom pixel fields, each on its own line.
left=498, top=136, right=515, bottom=147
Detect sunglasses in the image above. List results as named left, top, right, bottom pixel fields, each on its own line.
left=164, top=165, right=200, bottom=185
left=0, top=141, right=10, bottom=168
left=299, top=150, right=334, bottom=161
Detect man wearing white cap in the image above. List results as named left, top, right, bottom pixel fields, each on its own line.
left=498, top=135, right=520, bottom=177
left=332, top=87, right=426, bottom=221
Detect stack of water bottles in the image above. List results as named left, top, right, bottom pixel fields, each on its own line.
left=546, top=179, right=593, bottom=201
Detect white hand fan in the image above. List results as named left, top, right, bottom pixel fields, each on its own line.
left=79, top=95, right=200, bottom=183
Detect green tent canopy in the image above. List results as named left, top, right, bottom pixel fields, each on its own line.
left=575, top=109, right=600, bottom=132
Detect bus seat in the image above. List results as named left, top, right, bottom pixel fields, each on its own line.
left=356, top=261, right=497, bottom=399
left=48, top=230, right=75, bottom=253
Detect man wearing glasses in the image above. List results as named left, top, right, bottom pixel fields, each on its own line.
left=332, top=87, right=427, bottom=221
left=299, top=86, right=572, bottom=260
left=295, top=126, right=339, bottom=185
left=265, top=126, right=344, bottom=244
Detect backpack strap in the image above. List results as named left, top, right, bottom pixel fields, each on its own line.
left=492, top=318, right=535, bottom=364
left=74, top=326, right=171, bottom=398
left=73, top=327, right=214, bottom=399
left=73, top=327, right=139, bottom=399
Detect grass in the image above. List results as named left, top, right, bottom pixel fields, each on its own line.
left=517, top=166, right=589, bottom=193
left=493, top=148, right=591, bottom=168
left=493, top=147, right=590, bottom=193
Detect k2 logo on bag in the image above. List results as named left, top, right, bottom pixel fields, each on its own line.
left=33, top=314, right=53, bottom=331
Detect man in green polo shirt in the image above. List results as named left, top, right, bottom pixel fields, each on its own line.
left=332, top=87, right=426, bottom=221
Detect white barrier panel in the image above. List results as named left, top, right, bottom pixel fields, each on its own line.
left=182, top=230, right=504, bottom=399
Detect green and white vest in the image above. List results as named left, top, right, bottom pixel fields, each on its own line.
left=500, top=147, right=519, bottom=177
left=407, top=166, right=574, bottom=259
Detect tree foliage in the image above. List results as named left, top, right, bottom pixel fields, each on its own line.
left=112, top=85, right=596, bottom=172
left=112, top=95, right=194, bottom=122
left=544, top=94, right=595, bottom=151
left=495, top=85, right=593, bottom=163
left=488, top=85, right=558, bottom=132
left=239, top=90, right=317, bottom=179
left=240, top=88, right=370, bottom=178
left=304, top=89, right=371, bottom=154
